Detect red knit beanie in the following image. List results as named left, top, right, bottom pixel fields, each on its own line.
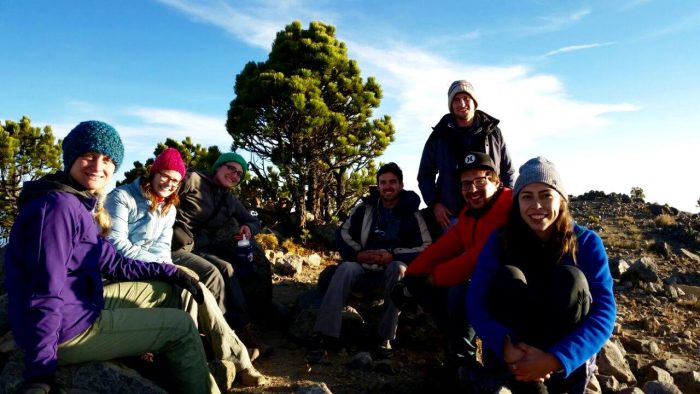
left=150, top=148, right=186, bottom=178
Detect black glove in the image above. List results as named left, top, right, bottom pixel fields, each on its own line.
left=402, top=274, right=430, bottom=299
left=390, top=281, right=416, bottom=312
left=19, top=374, right=65, bottom=394
left=170, top=268, right=204, bottom=304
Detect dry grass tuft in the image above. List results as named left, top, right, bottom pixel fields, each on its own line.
left=654, top=214, right=676, bottom=227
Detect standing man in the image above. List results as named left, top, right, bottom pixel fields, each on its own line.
left=418, top=80, right=515, bottom=235
left=308, top=163, right=432, bottom=363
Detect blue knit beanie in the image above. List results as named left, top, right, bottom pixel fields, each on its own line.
left=62, top=120, right=124, bottom=171
left=211, top=152, right=247, bottom=177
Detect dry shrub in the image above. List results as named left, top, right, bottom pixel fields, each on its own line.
left=654, top=214, right=676, bottom=227
left=255, top=233, right=279, bottom=250
left=281, top=238, right=310, bottom=255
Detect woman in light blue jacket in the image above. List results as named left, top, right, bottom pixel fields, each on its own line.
left=105, top=148, right=266, bottom=387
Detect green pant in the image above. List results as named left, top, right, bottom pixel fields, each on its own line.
left=181, top=283, right=253, bottom=372
left=58, top=281, right=219, bottom=394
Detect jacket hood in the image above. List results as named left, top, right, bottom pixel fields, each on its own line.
left=18, top=171, right=96, bottom=210
left=362, top=187, right=421, bottom=213
left=432, top=110, right=500, bottom=138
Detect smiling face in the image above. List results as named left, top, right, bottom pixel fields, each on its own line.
left=69, top=152, right=116, bottom=192
left=213, top=161, right=243, bottom=188
left=151, top=169, right=182, bottom=198
left=451, top=92, right=476, bottom=126
left=460, top=169, right=499, bottom=210
left=518, top=182, right=562, bottom=240
left=377, top=171, right=403, bottom=207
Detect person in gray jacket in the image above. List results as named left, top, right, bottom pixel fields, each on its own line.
left=418, top=80, right=515, bottom=236
left=172, top=151, right=271, bottom=353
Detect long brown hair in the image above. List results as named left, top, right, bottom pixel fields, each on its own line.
left=140, top=172, right=180, bottom=216
left=502, top=196, right=578, bottom=266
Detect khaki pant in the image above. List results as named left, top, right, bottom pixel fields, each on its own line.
left=58, top=281, right=219, bottom=394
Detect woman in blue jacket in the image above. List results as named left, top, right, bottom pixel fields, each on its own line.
left=5, top=121, right=218, bottom=393
left=467, top=157, right=615, bottom=394
left=105, top=147, right=266, bottom=386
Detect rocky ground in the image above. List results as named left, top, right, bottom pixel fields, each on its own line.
left=1, top=191, right=700, bottom=393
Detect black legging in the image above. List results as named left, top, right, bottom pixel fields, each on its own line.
left=485, top=264, right=591, bottom=394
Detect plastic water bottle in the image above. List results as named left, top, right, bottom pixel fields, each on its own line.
left=235, top=234, right=254, bottom=279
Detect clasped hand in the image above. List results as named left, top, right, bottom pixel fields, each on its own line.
left=503, top=335, right=561, bottom=382
left=357, top=249, right=393, bottom=265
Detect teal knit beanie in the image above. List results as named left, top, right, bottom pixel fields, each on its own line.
left=62, top=120, right=124, bottom=171
left=211, top=152, right=248, bottom=177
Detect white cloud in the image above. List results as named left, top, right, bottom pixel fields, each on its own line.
left=156, top=0, right=336, bottom=50
left=544, top=42, right=616, bottom=57
left=513, top=8, right=592, bottom=35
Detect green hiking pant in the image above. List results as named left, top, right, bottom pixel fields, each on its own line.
left=58, top=281, right=220, bottom=394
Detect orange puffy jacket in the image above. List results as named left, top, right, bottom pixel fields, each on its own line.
left=406, top=188, right=512, bottom=286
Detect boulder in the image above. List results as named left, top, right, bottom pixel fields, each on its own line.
left=673, top=371, right=700, bottom=394
left=597, top=340, right=637, bottom=384
left=642, top=380, right=683, bottom=394
left=620, top=257, right=660, bottom=283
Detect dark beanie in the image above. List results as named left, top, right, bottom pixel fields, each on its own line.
left=211, top=152, right=248, bottom=177
left=513, top=156, right=568, bottom=201
left=457, top=152, right=498, bottom=176
left=62, top=120, right=124, bottom=171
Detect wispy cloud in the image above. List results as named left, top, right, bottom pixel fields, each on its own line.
left=156, top=0, right=334, bottom=49
left=544, top=41, right=616, bottom=57
left=636, top=10, right=700, bottom=41
left=514, top=8, right=591, bottom=35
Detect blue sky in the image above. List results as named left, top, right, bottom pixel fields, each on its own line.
left=1, top=0, right=699, bottom=212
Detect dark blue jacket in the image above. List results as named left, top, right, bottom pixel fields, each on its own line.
left=336, top=188, right=432, bottom=264
left=418, top=111, right=515, bottom=215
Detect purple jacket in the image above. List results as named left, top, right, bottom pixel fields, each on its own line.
left=5, top=173, right=178, bottom=379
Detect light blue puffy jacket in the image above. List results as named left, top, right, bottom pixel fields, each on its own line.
left=105, top=178, right=175, bottom=263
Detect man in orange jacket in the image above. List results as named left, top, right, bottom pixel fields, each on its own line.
left=395, top=151, right=512, bottom=370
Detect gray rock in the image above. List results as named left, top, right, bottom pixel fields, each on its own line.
left=597, top=340, right=637, bottom=384
left=610, top=257, right=630, bottom=278
left=673, top=371, right=700, bottom=394
left=276, top=253, right=304, bottom=276
left=296, top=382, right=333, bottom=394
left=639, top=365, right=674, bottom=385
left=652, top=358, right=699, bottom=375
left=305, top=253, right=322, bottom=267
left=620, top=257, right=660, bottom=283
left=373, top=359, right=400, bottom=375
left=680, top=248, right=700, bottom=264
left=208, top=359, right=236, bottom=393
left=642, top=380, right=683, bottom=394
left=626, top=338, right=661, bottom=356
left=0, top=350, right=167, bottom=394
left=347, top=351, right=372, bottom=370
left=617, top=388, right=645, bottom=394
left=596, top=374, right=620, bottom=392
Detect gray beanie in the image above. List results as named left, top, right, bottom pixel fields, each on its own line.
left=448, top=80, right=478, bottom=111
left=513, top=157, right=568, bottom=201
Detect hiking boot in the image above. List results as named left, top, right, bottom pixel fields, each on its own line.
left=237, top=324, right=273, bottom=359
left=239, top=367, right=267, bottom=386
left=374, top=339, right=394, bottom=360
left=306, top=333, right=330, bottom=364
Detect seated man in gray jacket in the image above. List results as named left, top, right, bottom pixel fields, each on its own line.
left=308, top=162, right=432, bottom=363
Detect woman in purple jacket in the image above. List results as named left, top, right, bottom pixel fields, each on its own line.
left=5, top=121, right=218, bottom=394
left=467, top=157, right=616, bottom=394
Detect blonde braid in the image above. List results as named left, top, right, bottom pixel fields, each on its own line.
left=92, top=189, right=112, bottom=237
